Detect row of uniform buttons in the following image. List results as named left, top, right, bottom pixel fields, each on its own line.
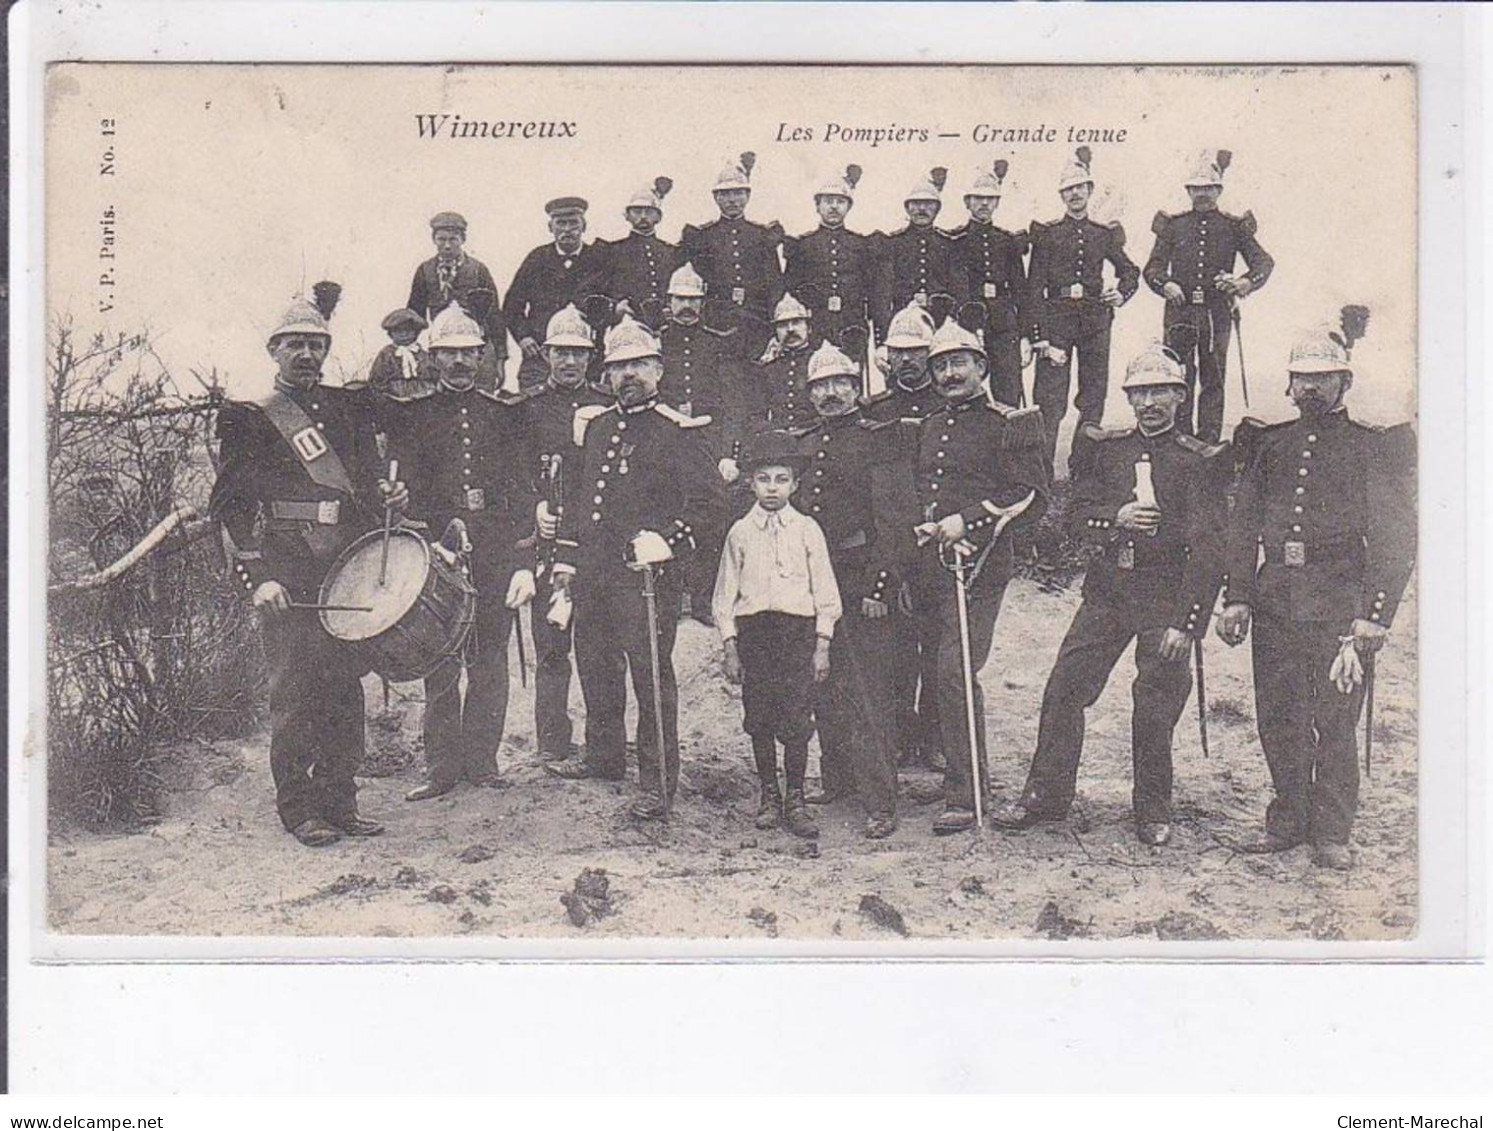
left=1287, top=431, right=1318, bottom=539
left=590, top=416, right=629, bottom=523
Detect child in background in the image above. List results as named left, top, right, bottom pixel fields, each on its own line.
left=713, top=431, right=842, bottom=838
left=368, top=308, right=434, bottom=400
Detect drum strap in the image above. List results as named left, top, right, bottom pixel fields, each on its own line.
left=255, top=390, right=356, bottom=499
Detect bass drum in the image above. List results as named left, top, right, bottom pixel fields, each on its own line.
left=318, top=528, right=476, bottom=682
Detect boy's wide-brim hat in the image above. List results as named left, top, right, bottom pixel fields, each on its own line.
left=743, top=430, right=811, bottom=474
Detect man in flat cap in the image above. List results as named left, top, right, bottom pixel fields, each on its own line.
left=783, top=165, right=883, bottom=354
left=1026, top=148, right=1141, bottom=468
left=680, top=152, right=786, bottom=362
left=546, top=318, right=727, bottom=820
left=948, top=161, right=1030, bottom=408
left=367, top=308, right=434, bottom=401
left=505, top=197, right=610, bottom=391
left=1143, top=149, right=1274, bottom=442
left=599, top=177, right=683, bottom=322
left=876, top=167, right=963, bottom=334
left=407, top=211, right=507, bottom=390
left=209, top=298, right=406, bottom=847
left=993, top=345, right=1229, bottom=846
left=1215, top=310, right=1415, bottom=870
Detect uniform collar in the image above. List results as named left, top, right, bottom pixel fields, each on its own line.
left=895, top=375, right=933, bottom=395
left=813, top=408, right=860, bottom=431
left=1137, top=422, right=1175, bottom=440
left=274, top=377, right=322, bottom=398
left=437, top=378, right=477, bottom=395
left=546, top=376, right=590, bottom=396
left=620, top=395, right=659, bottom=415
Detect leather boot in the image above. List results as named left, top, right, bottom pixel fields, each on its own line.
left=783, top=788, right=819, bottom=839
left=755, top=780, right=783, bottom=830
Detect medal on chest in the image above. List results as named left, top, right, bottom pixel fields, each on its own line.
left=618, top=441, right=635, bottom=476
left=1118, top=541, right=1136, bottom=570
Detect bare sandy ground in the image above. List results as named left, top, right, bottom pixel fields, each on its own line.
left=48, top=577, right=1418, bottom=943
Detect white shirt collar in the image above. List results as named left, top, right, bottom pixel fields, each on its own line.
left=748, top=502, right=797, bottom=530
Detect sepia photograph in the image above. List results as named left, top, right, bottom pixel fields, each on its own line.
left=36, top=60, right=1422, bottom=948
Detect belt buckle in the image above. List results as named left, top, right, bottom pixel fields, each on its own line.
left=1067, top=284, right=1085, bottom=300
left=316, top=500, right=340, bottom=525
left=678, top=400, right=693, bottom=416
left=731, top=286, right=745, bottom=305
left=983, top=282, right=998, bottom=299
left=1118, top=543, right=1136, bottom=571
left=1283, top=540, right=1306, bottom=567
left=827, top=295, right=842, bottom=312
left=1191, top=287, right=1207, bottom=305
left=465, top=487, right=486, bottom=511
left=914, top=291, right=928, bottom=307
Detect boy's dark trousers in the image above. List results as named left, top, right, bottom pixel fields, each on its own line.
left=736, top=611, right=817, bottom=751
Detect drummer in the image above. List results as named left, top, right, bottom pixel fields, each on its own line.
left=209, top=297, right=407, bottom=848
left=385, top=304, right=541, bottom=800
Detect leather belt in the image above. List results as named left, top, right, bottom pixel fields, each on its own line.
left=1263, top=539, right=1362, bottom=568
left=1045, top=284, right=1088, bottom=300
left=268, top=499, right=341, bottom=525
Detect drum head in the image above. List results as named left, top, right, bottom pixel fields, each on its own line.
left=320, top=530, right=431, bottom=642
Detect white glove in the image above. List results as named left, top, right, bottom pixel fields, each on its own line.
left=505, top=568, right=537, bottom=609
left=717, top=457, right=740, bottom=484
left=628, top=529, right=675, bottom=568
left=1019, top=337, right=1033, bottom=369
left=536, top=500, right=559, bottom=540
left=1329, top=636, right=1365, bottom=695
left=547, top=587, right=573, bottom=630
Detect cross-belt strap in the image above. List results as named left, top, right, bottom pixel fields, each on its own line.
left=255, top=390, right=356, bottom=498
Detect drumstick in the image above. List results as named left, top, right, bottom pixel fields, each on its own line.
left=379, top=458, right=399, bottom=586
left=290, top=602, right=374, bottom=613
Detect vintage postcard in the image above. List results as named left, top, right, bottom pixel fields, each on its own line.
left=38, top=61, right=1422, bottom=950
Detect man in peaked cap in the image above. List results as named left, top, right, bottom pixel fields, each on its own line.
left=209, top=298, right=406, bottom=847
left=524, top=304, right=614, bottom=763
left=782, top=340, right=908, bottom=837
left=992, top=344, right=1230, bottom=846
left=546, top=317, right=727, bottom=820
left=384, top=305, right=540, bottom=800
left=907, top=319, right=1051, bottom=835
left=1215, top=310, right=1415, bottom=870
left=783, top=164, right=884, bottom=351
left=504, top=196, right=610, bottom=391
left=599, top=176, right=684, bottom=320
left=680, top=152, right=786, bottom=360
left=407, top=211, right=507, bottom=390
left=948, top=160, right=1030, bottom=408
left=1143, top=149, right=1275, bottom=443
left=875, top=166, right=964, bottom=334
left=1025, top=147, right=1141, bottom=468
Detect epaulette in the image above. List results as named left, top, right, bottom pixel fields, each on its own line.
left=755, top=339, right=785, bottom=366
left=1108, top=221, right=1128, bottom=246
left=858, top=388, right=894, bottom=407
left=508, top=383, right=548, bottom=402
left=1230, top=415, right=1290, bottom=470
left=652, top=402, right=713, bottom=429
left=942, top=224, right=968, bottom=241
left=573, top=403, right=615, bottom=447
left=343, top=379, right=371, bottom=392
left=1080, top=422, right=1135, bottom=442
left=1151, top=210, right=1176, bottom=235
left=1173, top=431, right=1228, bottom=458
left=1224, top=209, right=1259, bottom=236
left=1006, top=226, right=1031, bottom=253
left=699, top=323, right=738, bottom=339
left=988, top=400, right=1045, bottom=449
left=384, top=387, right=437, bottom=404
left=478, top=387, right=527, bottom=406
left=1356, top=419, right=1416, bottom=476
left=784, top=421, right=818, bottom=439
left=681, top=221, right=708, bottom=240
left=857, top=416, right=898, bottom=432
left=765, top=220, right=785, bottom=243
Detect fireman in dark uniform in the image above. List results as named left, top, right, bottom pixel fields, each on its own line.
left=504, top=197, right=610, bottom=390
left=876, top=167, right=962, bottom=334
left=751, top=293, right=815, bottom=431
left=1215, top=313, right=1415, bottom=871
left=992, top=345, right=1229, bottom=845
left=659, top=261, right=745, bottom=624
left=909, top=320, right=1051, bottom=835
left=545, top=318, right=727, bottom=819
left=527, top=305, right=613, bottom=763
left=210, top=299, right=405, bottom=847
left=406, top=211, right=506, bottom=391
left=860, top=302, right=946, bottom=773
left=386, top=306, right=540, bottom=800
left=948, top=161, right=1029, bottom=408
left=783, top=165, right=882, bottom=349
left=1143, top=149, right=1274, bottom=442
left=786, top=342, right=906, bottom=838
left=1026, top=148, right=1141, bottom=468
left=680, top=152, right=786, bottom=360
left=600, top=176, right=682, bottom=321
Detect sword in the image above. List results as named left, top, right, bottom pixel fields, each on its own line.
left=640, top=562, right=671, bottom=818
left=950, top=544, right=985, bottom=828
left=1231, top=302, right=1250, bottom=410
left=513, top=608, right=529, bottom=688
left=1193, top=636, right=1210, bottom=758
left=1364, top=652, right=1376, bottom=778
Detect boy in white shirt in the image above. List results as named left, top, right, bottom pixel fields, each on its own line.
left=714, top=431, right=843, bottom=838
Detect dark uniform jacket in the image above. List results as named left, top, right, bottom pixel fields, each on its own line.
left=598, top=230, right=683, bottom=316
left=1142, top=208, right=1273, bottom=306
left=752, top=344, right=814, bottom=431
left=384, top=385, right=539, bottom=594
left=782, top=225, right=882, bottom=340
left=1223, top=411, right=1416, bottom=629
left=679, top=216, right=785, bottom=330
left=503, top=242, right=610, bottom=349
left=785, top=412, right=906, bottom=606
left=1068, top=423, right=1229, bottom=634
left=407, top=255, right=506, bottom=354
left=1025, top=215, right=1140, bottom=345
left=553, top=399, right=727, bottom=587
left=860, top=378, right=941, bottom=428
left=947, top=220, right=1029, bottom=337
left=210, top=383, right=385, bottom=602
left=659, top=317, right=746, bottom=459
left=876, top=224, right=962, bottom=330
left=913, top=392, right=1051, bottom=578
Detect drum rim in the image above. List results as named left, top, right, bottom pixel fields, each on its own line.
left=317, top=526, right=432, bottom=640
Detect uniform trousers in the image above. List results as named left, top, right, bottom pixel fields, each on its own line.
left=422, top=590, right=515, bottom=787
left=986, top=329, right=1024, bottom=408
left=891, top=603, right=944, bottom=766
left=532, top=570, right=577, bottom=757
left=1032, top=303, right=1113, bottom=466
left=1019, top=598, right=1193, bottom=825
left=906, top=552, right=1011, bottom=811
left=812, top=601, right=899, bottom=816
left=1251, top=608, right=1364, bottom=846
left=573, top=569, right=683, bottom=794
left=262, top=615, right=366, bottom=830
left=1163, top=303, right=1234, bottom=444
